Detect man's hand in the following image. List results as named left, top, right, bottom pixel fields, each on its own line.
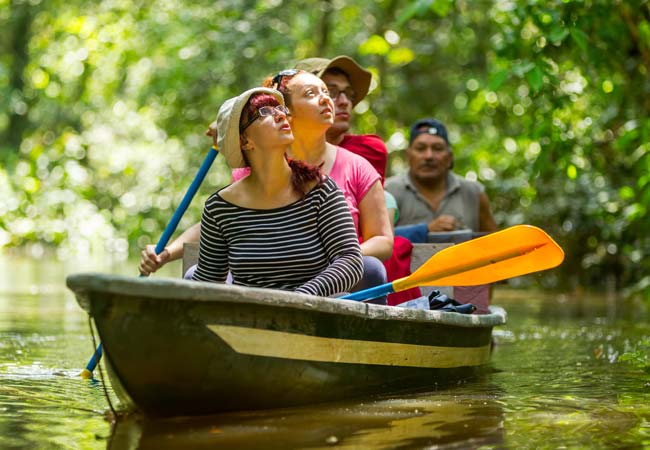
left=427, top=214, right=457, bottom=232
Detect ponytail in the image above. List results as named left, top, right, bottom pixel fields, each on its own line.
left=286, top=156, right=323, bottom=195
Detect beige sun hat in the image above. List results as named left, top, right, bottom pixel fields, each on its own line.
left=216, top=87, right=285, bottom=168
left=293, top=55, right=371, bottom=106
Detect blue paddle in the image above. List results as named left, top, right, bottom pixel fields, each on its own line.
left=80, top=147, right=219, bottom=379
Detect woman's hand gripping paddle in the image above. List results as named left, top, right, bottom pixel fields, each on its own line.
left=80, top=147, right=219, bottom=379
left=342, top=225, right=565, bottom=301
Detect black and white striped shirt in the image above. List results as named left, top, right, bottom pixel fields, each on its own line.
left=192, top=177, right=363, bottom=297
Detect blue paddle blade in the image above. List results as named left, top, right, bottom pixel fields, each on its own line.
left=80, top=343, right=102, bottom=379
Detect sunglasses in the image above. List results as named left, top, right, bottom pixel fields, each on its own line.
left=271, top=69, right=299, bottom=89
left=327, top=85, right=356, bottom=103
left=240, top=105, right=290, bottom=132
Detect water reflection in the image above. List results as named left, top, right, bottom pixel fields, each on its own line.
left=109, top=386, right=505, bottom=449
left=0, top=364, right=111, bottom=448
left=0, top=254, right=179, bottom=449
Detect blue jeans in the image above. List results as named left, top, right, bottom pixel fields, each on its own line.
left=184, top=265, right=197, bottom=280
left=352, top=255, right=388, bottom=305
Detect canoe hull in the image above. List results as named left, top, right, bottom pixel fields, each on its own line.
left=68, top=273, right=505, bottom=417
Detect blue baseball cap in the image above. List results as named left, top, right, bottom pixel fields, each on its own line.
left=409, top=118, right=449, bottom=145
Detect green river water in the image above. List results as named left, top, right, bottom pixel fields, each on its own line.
left=1, top=254, right=649, bottom=449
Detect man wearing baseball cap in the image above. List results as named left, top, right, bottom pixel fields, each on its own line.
left=385, top=118, right=497, bottom=243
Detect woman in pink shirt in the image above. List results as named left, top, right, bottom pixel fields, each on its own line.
left=268, top=71, right=392, bottom=257
left=265, top=70, right=394, bottom=301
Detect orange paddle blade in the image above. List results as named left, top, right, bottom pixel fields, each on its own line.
left=393, top=225, right=564, bottom=291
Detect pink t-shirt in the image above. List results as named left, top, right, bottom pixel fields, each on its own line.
left=230, top=146, right=380, bottom=236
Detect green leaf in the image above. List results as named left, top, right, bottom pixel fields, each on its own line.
left=570, top=28, right=589, bottom=52
left=489, top=69, right=509, bottom=90
left=387, top=47, right=416, bottom=65
left=548, top=26, right=569, bottom=44
left=430, top=0, right=453, bottom=17
left=566, top=164, right=577, bottom=180
left=639, top=21, right=650, bottom=48
left=512, top=61, right=535, bottom=77
left=526, top=66, right=544, bottom=92
left=396, top=0, right=433, bottom=27
left=619, top=186, right=635, bottom=201
left=359, top=35, right=391, bottom=56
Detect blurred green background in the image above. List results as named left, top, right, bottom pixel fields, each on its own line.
left=1, top=0, right=648, bottom=297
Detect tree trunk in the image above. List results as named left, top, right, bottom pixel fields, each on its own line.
left=315, top=0, right=332, bottom=55
left=4, top=0, right=33, bottom=158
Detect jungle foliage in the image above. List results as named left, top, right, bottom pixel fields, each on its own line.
left=1, top=0, right=649, bottom=297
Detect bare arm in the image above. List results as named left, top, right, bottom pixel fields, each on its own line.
left=139, top=222, right=201, bottom=275
left=478, top=192, right=497, bottom=232
left=298, top=183, right=363, bottom=296
left=358, top=181, right=394, bottom=261
left=386, top=207, right=396, bottom=230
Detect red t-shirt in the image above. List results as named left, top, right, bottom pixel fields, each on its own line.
left=340, top=135, right=421, bottom=304
left=339, top=134, right=387, bottom=185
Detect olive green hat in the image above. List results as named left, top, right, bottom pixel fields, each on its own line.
left=294, top=55, right=371, bottom=106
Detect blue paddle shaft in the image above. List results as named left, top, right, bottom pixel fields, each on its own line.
left=84, top=147, right=218, bottom=377
left=85, top=343, right=102, bottom=371
left=341, top=282, right=395, bottom=301
left=155, top=147, right=218, bottom=255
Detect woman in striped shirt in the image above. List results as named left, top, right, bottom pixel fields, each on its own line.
left=191, top=87, right=363, bottom=297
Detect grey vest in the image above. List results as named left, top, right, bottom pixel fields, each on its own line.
left=385, top=171, right=483, bottom=231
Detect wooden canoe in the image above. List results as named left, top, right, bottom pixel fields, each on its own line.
left=67, top=273, right=506, bottom=417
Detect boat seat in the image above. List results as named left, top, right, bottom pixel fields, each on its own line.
left=410, top=243, right=454, bottom=298
left=183, top=242, right=199, bottom=277
left=409, top=243, right=491, bottom=313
